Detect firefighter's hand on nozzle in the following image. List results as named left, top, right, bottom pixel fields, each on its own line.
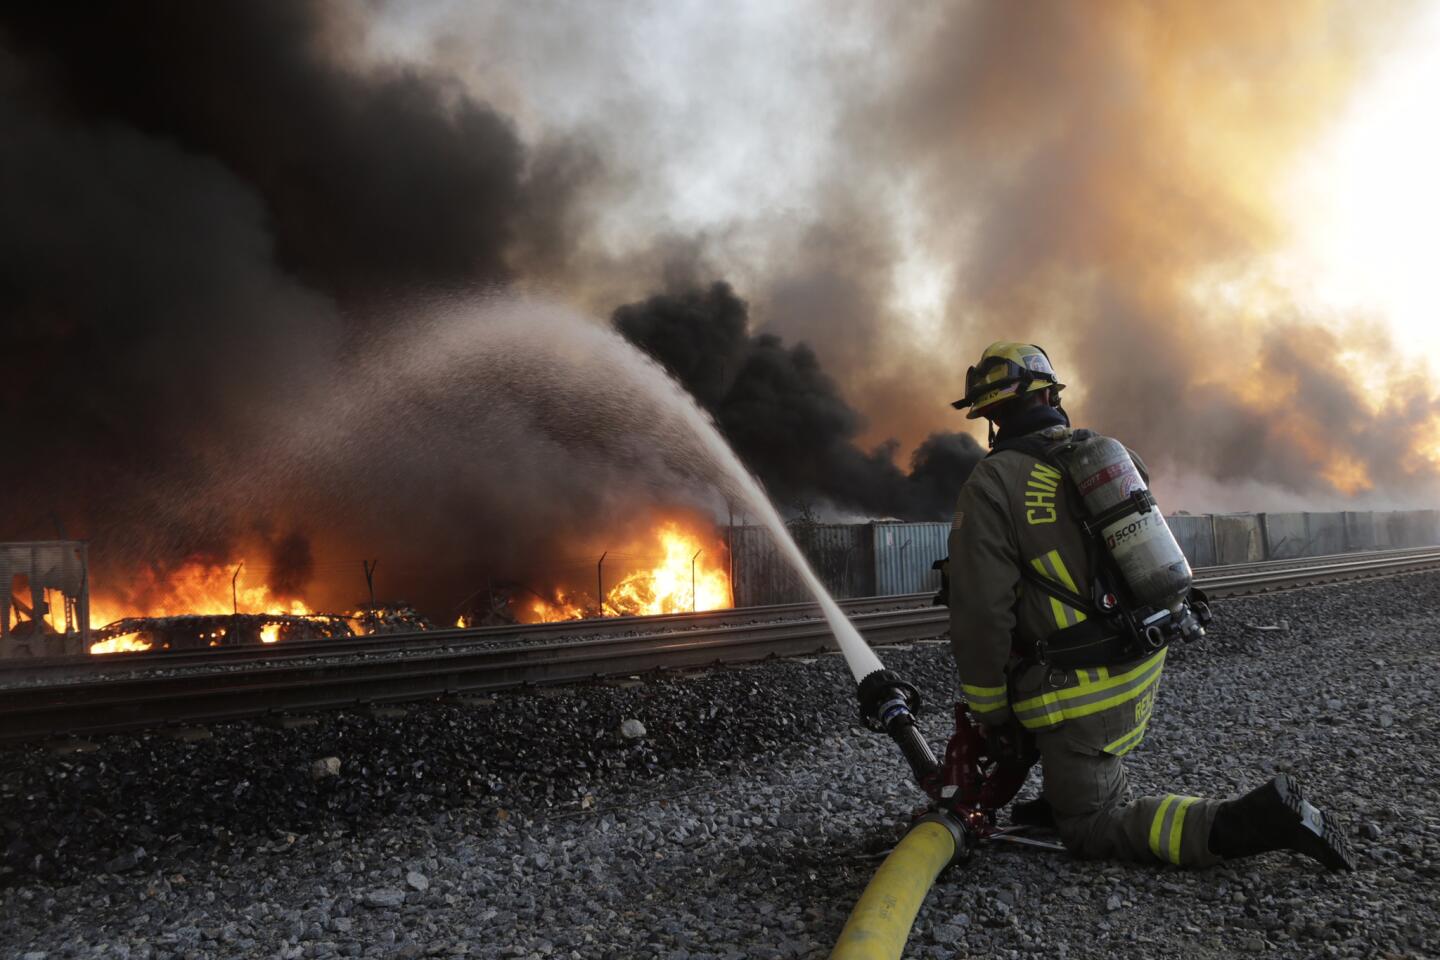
left=983, top=720, right=1031, bottom=764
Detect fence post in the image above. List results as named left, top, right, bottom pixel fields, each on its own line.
left=362, top=559, right=378, bottom=628
left=597, top=551, right=607, bottom=618
left=231, top=562, right=244, bottom=615
left=691, top=549, right=702, bottom=612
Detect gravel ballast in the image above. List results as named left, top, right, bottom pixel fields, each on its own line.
left=3, top=572, right=1438, bottom=958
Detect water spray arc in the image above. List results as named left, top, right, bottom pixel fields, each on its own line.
left=208, top=297, right=945, bottom=955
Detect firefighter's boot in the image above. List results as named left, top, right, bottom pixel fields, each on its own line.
left=1010, top=795, right=1056, bottom=829
left=1208, top=774, right=1355, bottom=871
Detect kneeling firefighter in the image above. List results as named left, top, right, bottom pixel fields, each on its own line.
left=945, top=341, right=1354, bottom=870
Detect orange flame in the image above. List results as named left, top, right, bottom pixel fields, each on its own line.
left=603, top=522, right=731, bottom=617
left=528, top=589, right=589, bottom=623
left=522, top=520, right=732, bottom=624
left=88, top=633, right=152, bottom=655
left=86, top=561, right=312, bottom=654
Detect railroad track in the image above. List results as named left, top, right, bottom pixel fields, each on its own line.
left=0, top=591, right=936, bottom=680
left=2, top=547, right=1438, bottom=744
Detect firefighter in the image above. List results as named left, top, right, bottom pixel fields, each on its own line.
left=947, top=341, right=1354, bottom=870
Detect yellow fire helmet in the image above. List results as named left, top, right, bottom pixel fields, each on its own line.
left=951, top=341, right=1065, bottom=419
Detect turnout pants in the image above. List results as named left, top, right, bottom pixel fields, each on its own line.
left=1034, top=722, right=1223, bottom=867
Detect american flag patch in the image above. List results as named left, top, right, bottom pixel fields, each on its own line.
left=951, top=508, right=965, bottom=529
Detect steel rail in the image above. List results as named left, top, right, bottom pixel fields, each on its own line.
left=0, top=592, right=936, bottom=679
left=15, top=545, right=1440, bottom=679
left=1197, top=549, right=1440, bottom=595
left=2, top=548, right=1438, bottom=744
left=1195, top=544, right=1440, bottom=579
left=0, top=608, right=945, bottom=743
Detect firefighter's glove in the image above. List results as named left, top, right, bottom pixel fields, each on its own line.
left=985, top=721, right=1032, bottom=765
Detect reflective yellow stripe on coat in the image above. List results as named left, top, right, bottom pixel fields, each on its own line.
left=1011, top=648, right=1167, bottom=731
left=1028, top=549, right=1088, bottom=629
left=961, top=681, right=1008, bottom=716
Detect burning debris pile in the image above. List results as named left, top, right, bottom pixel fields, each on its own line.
left=16, top=554, right=435, bottom=656
left=516, top=521, right=732, bottom=624
left=39, top=518, right=732, bottom=655
left=88, top=606, right=433, bottom=656
left=90, top=614, right=347, bottom=655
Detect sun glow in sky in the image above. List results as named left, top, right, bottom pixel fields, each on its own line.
left=1284, top=0, right=1440, bottom=363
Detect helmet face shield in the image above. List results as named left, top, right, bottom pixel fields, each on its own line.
left=952, top=343, right=1063, bottom=418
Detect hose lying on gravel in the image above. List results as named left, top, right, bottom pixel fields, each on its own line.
left=830, top=814, right=964, bottom=959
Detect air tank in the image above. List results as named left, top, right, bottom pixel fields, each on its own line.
left=1052, top=434, right=1192, bottom=614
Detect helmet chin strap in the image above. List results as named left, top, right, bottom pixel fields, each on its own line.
left=1051, top=388, right=1071, bottom=426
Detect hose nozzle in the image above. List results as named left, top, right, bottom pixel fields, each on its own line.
left=857, top=669, right=940, bottom=786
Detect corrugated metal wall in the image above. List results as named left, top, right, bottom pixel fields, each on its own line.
left=872, top=522, right=949, bottom=595
left=728, top=524, right=873, bottom=607
left=1167, top=515, right=1217, bottom=568
left=728, top=509, right=1437, bottom=605
left=1397, top=510, right=1440, bottom=547
left=1308, top=513, right=1347, bottom=555
left=1260, top=513, right=1308, bottom=559
left=1213, top=514, right=1266, bottom=565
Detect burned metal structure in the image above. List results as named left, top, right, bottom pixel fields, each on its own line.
left=87, top=605, right=434, bottom=656
left=1, top=541, right=90, bottom=657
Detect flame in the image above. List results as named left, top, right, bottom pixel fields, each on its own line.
left=521, top=520, right=732, bottom=624
left=528, top=589, right=588, bottom=623
left=88, top=633, right=152, bottom=655
left=86, top=560, right=312, bottom=654
left=603, top=522, right=731, bottom=617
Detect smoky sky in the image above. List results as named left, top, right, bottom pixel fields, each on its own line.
left=2, top=1, right=1434, bottom=621
left=408, top=1, right=1438, bottom=510
left=0, top=1, right=977, bottom=618
left=0, top=1, right=587, bottom=611
left=613, top=282, right=982, bottom=521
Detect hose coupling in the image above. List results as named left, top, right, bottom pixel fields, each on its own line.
left=914, top=809, right=972, bottom=868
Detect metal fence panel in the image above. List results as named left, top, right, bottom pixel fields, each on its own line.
left=1, top=540, right=91, bottom=657
left=1343, top=512, right=1378, bottom=551
left=1373, top=512, right=1397, bottom=549
left=729, top=526, right=799, bottom=607
left=728, top=524, right=874, bottom=607
left=1166, top=515, right=1217, bottom=568
left=1261, top=513, right=1308, bottom=559
left=1391, top=510, right=1440, bottom=548
left=872, top=522, right=950, bottom=596
left=732, top=506, right=1439, bottom=607
left=1213, top=514, right=1265, bottom=564
left=1307, top=512, right=1347, bottom=556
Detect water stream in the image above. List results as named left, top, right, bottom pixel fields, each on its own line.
left=349, top=296, right=889, bottom=681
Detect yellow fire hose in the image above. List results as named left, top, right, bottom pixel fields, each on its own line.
left=829, top=815, right=964, bottom=960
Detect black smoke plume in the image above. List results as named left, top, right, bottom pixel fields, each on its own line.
left=0, top=1, right=589, bottom=612
left=614, top=282, right=982, bottom=520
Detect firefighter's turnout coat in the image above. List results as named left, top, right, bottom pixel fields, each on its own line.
left=947, top=421, right=1221, bottom=866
